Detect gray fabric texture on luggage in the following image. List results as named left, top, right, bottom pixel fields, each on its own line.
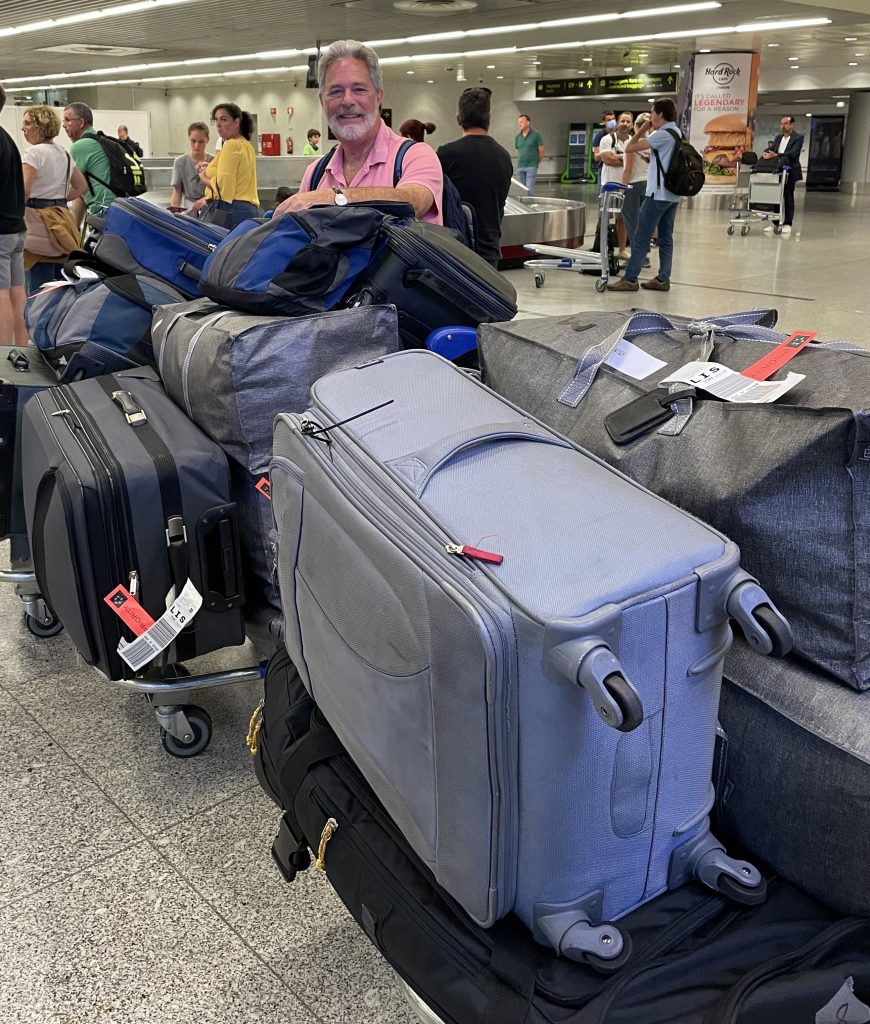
left=479, top=309, right=870, bottom=690
left=718, top=637, right=870, bottom=917
left=152, top=299, right=401, bottom=472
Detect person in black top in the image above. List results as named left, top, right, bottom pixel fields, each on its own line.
left=436, top=87, right=513, bottom=266
left=0, top=85, right=28, bottom=346
left=117, top=124, right=144, bottom=159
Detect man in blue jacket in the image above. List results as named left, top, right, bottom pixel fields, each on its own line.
left=762, top=115, right=804, bottom=235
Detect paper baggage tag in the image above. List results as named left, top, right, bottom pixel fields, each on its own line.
left=604, top=339, right=667, bottom=381
left=116, top=579, right=203, bottom=672
left=661, top=361, right=804, bottom=403
left=740, top=331, right=815, bottom=381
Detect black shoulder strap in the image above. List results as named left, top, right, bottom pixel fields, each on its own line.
left=481, top=918, right=540, bottom=1024
left=308, top=145, right=339, bottom=191
left=279, top=714, right=345, bottom=810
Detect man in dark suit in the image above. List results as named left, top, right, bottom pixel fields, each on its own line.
left=762, top=115, right=804, bottom=235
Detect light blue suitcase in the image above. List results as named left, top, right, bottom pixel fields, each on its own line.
left=269, top=350, right=792, bottom=967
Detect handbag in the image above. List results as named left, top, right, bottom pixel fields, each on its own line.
left=196, top=177, right=238, bottom=229
left=24, top=154, right=80, bottom=258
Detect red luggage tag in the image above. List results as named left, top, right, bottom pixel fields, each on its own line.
left=255, top=476, right=272, bottom=500
left=446, top=543, right=504, bottom=565
left=103, top=584, right=156, bottom=636
left=740, top=331, right=815, bottom=381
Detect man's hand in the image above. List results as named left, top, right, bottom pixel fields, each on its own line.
left=762, top=149, right=776, bottom=159
left=273, top=187, right=335, bottom=218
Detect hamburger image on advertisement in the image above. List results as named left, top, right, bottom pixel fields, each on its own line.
left=702, top=113, right=750, bottom=182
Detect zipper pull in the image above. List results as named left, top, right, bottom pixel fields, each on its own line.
left=246, top=699, right=264, bottom=755
left=445, top=543, right=504, bottom=565
left=315, top=817, right=338, bottom=870
left=128, top=571, right=139, bottom=597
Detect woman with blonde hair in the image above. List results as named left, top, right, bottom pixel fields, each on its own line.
left=20, top=104, right=87, bottom=292
left=194, top=102, right=260, bottom=228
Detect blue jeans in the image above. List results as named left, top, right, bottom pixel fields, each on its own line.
left=623, top=198, right=678, bottom=282
left=212, top=199, right=260, bottom=229
left=515, top=166, right=538, bottom=195
left=26, top=260, right=63, bottom=295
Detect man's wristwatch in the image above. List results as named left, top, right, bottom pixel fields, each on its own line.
left=333, top=187, right=348, bottom=206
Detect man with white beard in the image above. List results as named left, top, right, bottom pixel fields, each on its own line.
left=274, top=39, right=443, bottom=222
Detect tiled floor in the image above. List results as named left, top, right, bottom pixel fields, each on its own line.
left=1, top=184, right=868, bottom=1024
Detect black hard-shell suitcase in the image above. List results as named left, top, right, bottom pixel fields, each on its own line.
left=22, top=367, right=245, bottom=679
left=253, top=649, right=870, bottom=1024
left=347, top=220, right=516, bottom=348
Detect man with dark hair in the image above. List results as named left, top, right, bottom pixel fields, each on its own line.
left=437, top=87, right=513, bottom=265
left=117, top=124, right=143, bottom=159
left=762, top=115, right=803, bottom=235
left=275, top=39, right=443, bottom=222
left=0, top=85, right=28, bottom=346
left=609, top=98, right=681, bottom=292
left=592, top=109, right=617, bottom=187
left=63, top=102, right=115, bottom=216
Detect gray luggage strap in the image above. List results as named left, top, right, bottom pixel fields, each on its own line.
left=556, top=309, right=783, bottom=410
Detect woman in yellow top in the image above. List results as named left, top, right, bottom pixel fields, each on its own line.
left=193, top=102, right=260, bottom=228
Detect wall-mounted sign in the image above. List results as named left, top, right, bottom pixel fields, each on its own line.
left=535, top=73, right=677, bottom=98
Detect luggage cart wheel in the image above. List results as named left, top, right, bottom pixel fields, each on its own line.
left=741, top=225, right=749, bottom=236
left=535, top=272, right=545, bottom=288
left=595, top=278, right=607, bottom=293
left=24, top=608, right=63, bottom=639
left=773, top=225, right=782, bottom=235
left=160, top=705, right=212, bottom=758
left=603, top=673, right=644, bottom=733
left=715, top=871, right=768, bottom=906
left=727, top=225, right=735, bottom=236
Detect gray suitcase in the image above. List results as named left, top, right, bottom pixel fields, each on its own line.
left=270, top=349, right=791, bottom=965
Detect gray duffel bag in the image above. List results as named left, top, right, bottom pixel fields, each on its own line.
left=479, top=308, right=870, bottom=690
left=152, top=299, right=401, bottom=617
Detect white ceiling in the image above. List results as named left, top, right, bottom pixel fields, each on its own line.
left=1, top=0, right=869, bottom=96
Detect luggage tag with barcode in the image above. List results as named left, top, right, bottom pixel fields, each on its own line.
left=108, top=579, right=203, bottom=673
left=660, top=361, right=804, bottom=403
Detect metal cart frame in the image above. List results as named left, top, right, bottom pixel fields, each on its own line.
left=728, top=161, right=787, bottom=236
left=524, top=182, right=629, bottom=293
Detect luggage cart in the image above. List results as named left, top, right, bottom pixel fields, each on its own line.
left=524, top=182, right=628, bottom=293
left=728, top=158, right=787, bottom=236
left=0, top=542, right=62, bottom=638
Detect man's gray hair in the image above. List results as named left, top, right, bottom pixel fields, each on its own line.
left=318, top=40, right=383, bottom=95
left=65, top=101, right=94, bottom=126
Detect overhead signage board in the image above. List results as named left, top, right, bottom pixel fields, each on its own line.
left=535, top=73, right=677, bottom=98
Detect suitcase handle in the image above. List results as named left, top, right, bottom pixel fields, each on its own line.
left=388, top=420, right=569, bottom=497
left=404, top=267, right=473, bottom=316
left=196, top=504, right=244, bottom=612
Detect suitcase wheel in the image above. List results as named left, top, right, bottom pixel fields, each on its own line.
left=750, top=605, right=792, bottom=659
left=602, top=673, right=644, bottom=733
left=583, top=927, right=633, bottom=974
left=159, top=705, right=213, bottom=758
left=715, top=871, right=768, bottom=907
left=24, top=608, right=63, bottom=639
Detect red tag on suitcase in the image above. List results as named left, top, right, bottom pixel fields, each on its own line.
left=741, top=331, right=815, bottom=381
left=103, top=585, right=156, bottom=636
left=255, top=476, right=272, bottom=500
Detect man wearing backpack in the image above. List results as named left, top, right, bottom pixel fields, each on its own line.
left=609, top=98, right=681, bottom=292
left=273, top=40, right=443, bottom=224
left=63, top=103, right=116, bottom=218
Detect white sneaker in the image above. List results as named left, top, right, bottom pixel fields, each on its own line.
left=781, top=225, right=792, bottom=235
left=762, top=225, right=774, bottom=234
left=618, top=249, right=630, bottom=260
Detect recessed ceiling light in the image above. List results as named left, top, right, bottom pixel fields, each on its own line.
left=496, top=74, right=504, bottom=78
left=673, top=63, right=680, bottom=68
left=582, top=56, right=592, bottom=61
left=624, top=65, right=633, bottom=71
left=855, top=52, right=866, bottom=56
left=836, top=100, right=845, bottom=107
left=845, top=36, right=858, bottom=41
left=427, top=79, right=434, bottom=83
left=532, top=60, right=541, bottom=65
left=805, top=112, right=812, bottom=117
left=788, top=55, right=798, bottom=59
left=792, top=65, right=799, bottom=69
left=699, top=48, right=711, bottom=52
left=522, top=79, right=529, bottom=83
left=767, top=42, right=779, bottom=47
left=486, top=63, right=495, bottom=68
left=849, top=61, right=858, bottom=65
left=406, top=69, right=414, bottom=74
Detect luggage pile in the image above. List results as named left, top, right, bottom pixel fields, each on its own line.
left=7, top=189, right=869, bottom=1020
left=9, top=195, right=517, bottom=754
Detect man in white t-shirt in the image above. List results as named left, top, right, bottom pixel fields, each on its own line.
left=598, top=111, right=634, bottom=259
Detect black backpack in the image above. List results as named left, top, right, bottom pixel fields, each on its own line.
left=85, top=131, right=147, bottom=198
left=309, top=139, right=475, bottom=249
left=653, top=128, right=704, bottom=197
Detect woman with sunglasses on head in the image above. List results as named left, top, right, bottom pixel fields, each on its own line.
left=20, top=105, right=88, bottom=292
left=194, top=103, right=260, bottom=227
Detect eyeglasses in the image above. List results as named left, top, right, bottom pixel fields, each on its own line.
left=62, top=117, right=83, bottom=124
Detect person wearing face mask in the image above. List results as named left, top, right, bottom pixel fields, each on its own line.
left=274, top=39, right=443, bottom=223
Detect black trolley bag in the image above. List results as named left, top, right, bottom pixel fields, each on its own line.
left=346, top=219, right=517, bottom=348
left=253, top=650, right=870, bottom=1024
left=21, top=366, right=245, bottom=680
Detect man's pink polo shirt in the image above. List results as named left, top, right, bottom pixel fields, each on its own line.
left=299, top=119, right=443, bottom=224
